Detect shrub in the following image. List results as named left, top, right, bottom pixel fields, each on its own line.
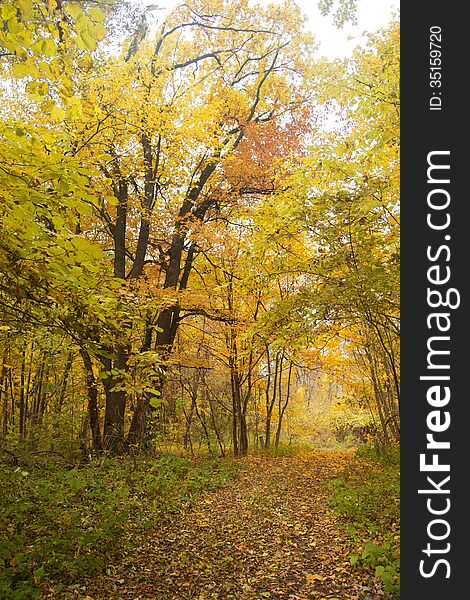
left=0, top=455, right=239, bottom=598
left=327, top=445, right=400, bottom=596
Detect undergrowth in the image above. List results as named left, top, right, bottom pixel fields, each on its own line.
left=326, top=443, right=400, bottom=597
left=255, top=441, right=316, bottom=457
left=0, top=453, right=239, bottom=599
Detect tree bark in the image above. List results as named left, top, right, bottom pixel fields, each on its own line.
left=55, top=351, right=73, bottom=413
left=113, top=180, right=128, bottom=279
left=265, top=350, right=280, bottom=450
left=102, top=345, right=128, bottom=453
left=275, top=359, right=293, bottom=451
left=1, top=361, right=7, bottom=437
left=80, top=349, right=103, bottom=453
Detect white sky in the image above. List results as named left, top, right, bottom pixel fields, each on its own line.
left=153, top=0, right=400, bottom=58
left=294, top=0, right=399, bottom=58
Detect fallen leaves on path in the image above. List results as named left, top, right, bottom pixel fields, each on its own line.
left=56, top=451, right=387, bottom=599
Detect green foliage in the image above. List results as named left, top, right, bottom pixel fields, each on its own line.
left=0, top=455, right=239, bottom=598
left=317, top=0, right=358, bottom=27
left=0, top=5, right=399, bottom=595
left=256, top=441, right=315, bottom=457
left=326, top=447, right=400, bottom=595
left=355, top=440, right=400, bottom=464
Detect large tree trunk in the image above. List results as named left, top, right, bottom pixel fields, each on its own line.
left=96, top=178, right=130, bottom=453
left=127, top=321, right=162, bottom=448
left=229, top=328, right=245, bottom=457
left=128, top=239, right=199, bottom=445
left=231, top=378, right=239, bottom=457
left=102, top=345, right=128, bottom=453
left=127, top=394, right=149, bottom=448
left=239, top=412, right=248, bottom=456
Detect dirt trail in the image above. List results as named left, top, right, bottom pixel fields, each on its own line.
left=66, top=451, right=384, bottom=599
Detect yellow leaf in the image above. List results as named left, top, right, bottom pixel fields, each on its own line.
left=11, top=62, right=30, bottom=77
left=1, top=3, right=16, bottom=20
left=17, top=0, right=33, bottom=19
left=88, top=6, right=105, bottom=22
left=65, top=2, right=82, bottom=20
left=89, top=22, right=106, bottom=41
left=80, top=30, right=96, bottom=51
left=306, top=573, right=324, bottom=583
left=7, top=16, right=22, bottom=33
left=51, top=105, right=66, bottom=122
left=41, top=38, right=56, bottom=57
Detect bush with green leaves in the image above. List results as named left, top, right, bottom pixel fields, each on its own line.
left=0, top=455, right=239, bottom=598
left=326, top=444, right=400, bottom=596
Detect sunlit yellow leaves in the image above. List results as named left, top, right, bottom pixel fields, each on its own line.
left=28, top=37, right=56, bottom=56
left=65, top=1, right=106, bottom=49
left=88, top=6, right=105, bottom=23
left=1, top=3, right=16, bottom=20
left=6, top=16, right=22, bottom=34
left=90, top=22, right=106, bottom=41
left=29, top=82, right=46, bottom=101
left=57, top=79, right=75, bottom=98
left=10, top=61, right=32, bottom=77
left=41, top=37, right=56, bottom=56
left=17, top=0, right=33, bottom=20
left=64, top=2, right=82, bottom=21
left=50, top=105, right=66, bottom=121
left=76, top=29, right=96, bottom=51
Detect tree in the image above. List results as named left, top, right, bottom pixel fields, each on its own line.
left=260, top=19, right=400, bottom=443
left=1, top=1, right=399, bottom=456
left=62, top=0, right=318, bottom=450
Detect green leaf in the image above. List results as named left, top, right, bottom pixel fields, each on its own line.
left=76, top=200, right=93, bottom=216
left=51, top=215, right=65, bottom=229
left=149, top=397, right=162, bottom=409
left=71, top=236, right=92, bottom=253
left=146, top=388, right=161, bottom=397
left=33, top=565, right=45, bottom=582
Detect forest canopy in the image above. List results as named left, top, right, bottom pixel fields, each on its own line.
left=0, top=0, right=399, bottom=457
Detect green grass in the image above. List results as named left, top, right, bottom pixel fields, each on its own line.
left=0, top=454, right=239, bottom=599
left=326, top=443, right=400, bottom=596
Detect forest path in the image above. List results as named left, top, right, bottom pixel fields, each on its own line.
left=77, top=451, right=381, bottom=600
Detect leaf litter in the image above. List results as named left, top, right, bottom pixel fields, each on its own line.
left=55, top=451, right=388, bottom=600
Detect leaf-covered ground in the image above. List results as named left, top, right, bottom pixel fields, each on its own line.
left=56, top=451, right=387, bottom=599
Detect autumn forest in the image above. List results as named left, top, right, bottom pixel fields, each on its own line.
left=0, top=0, right=399, bottom=598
